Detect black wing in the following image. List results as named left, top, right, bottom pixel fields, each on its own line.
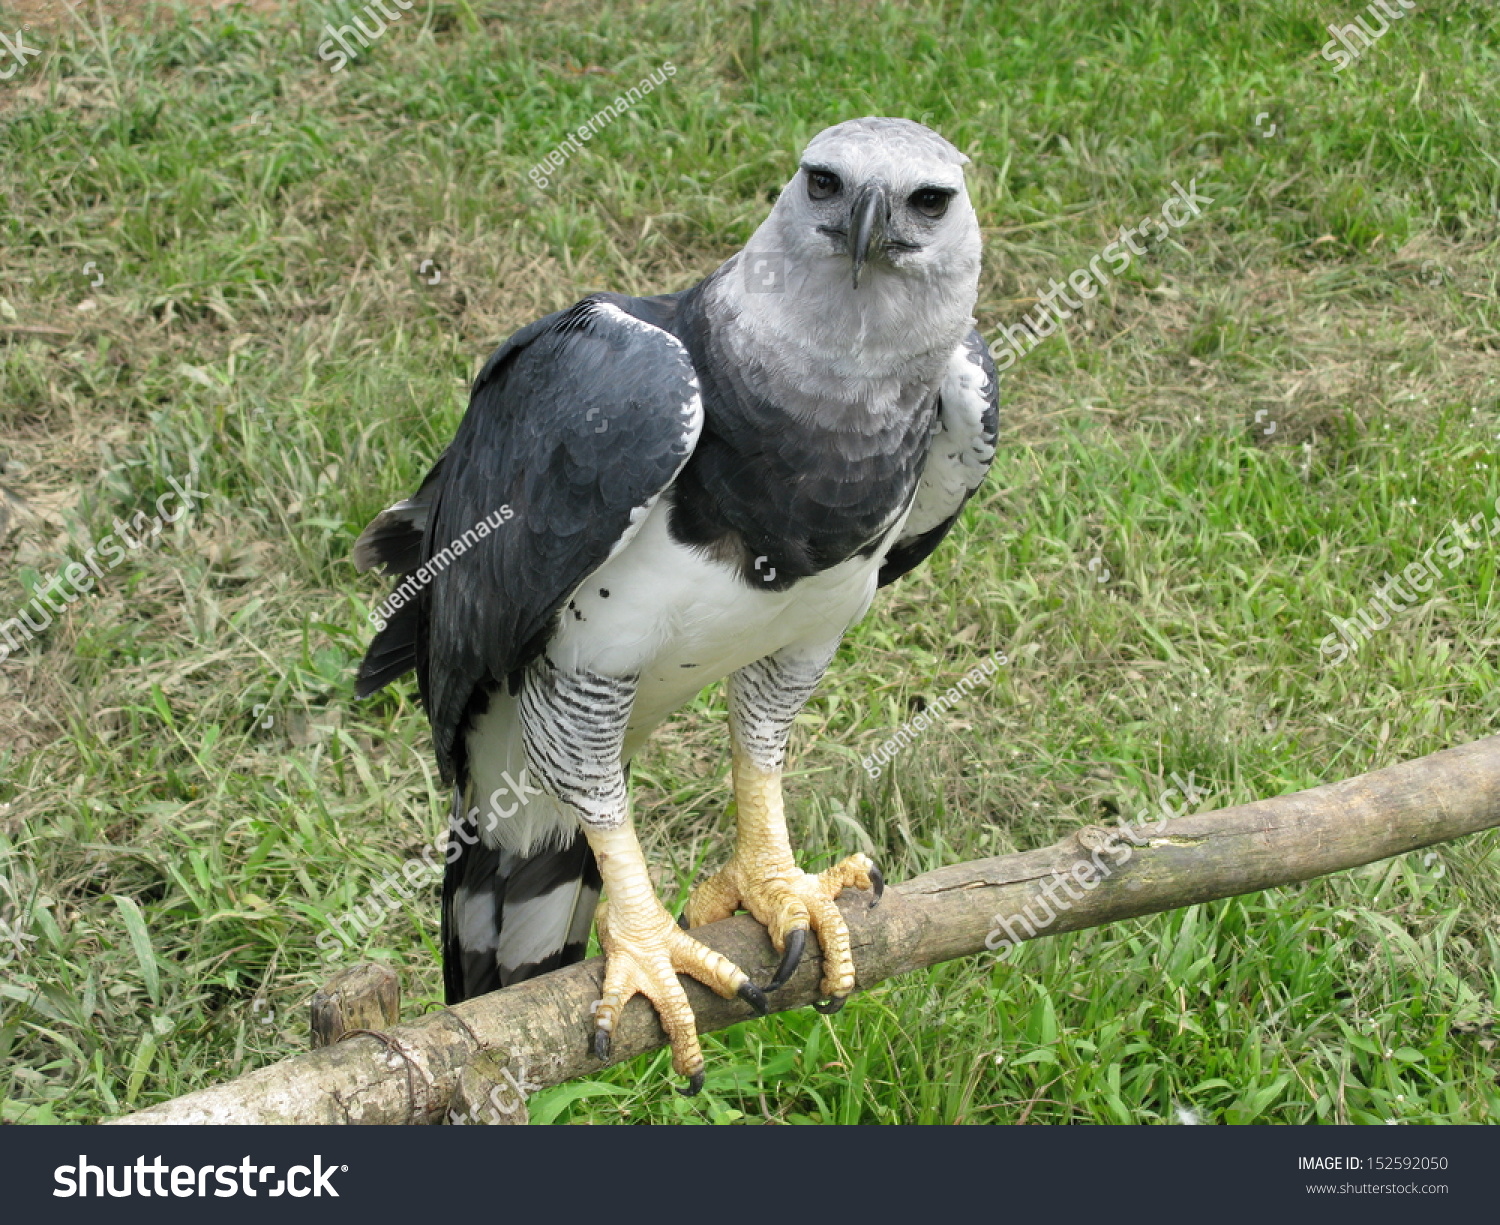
left=878, top=327, right=999, bottom=586
left=354, top=296, right=703, bottom=782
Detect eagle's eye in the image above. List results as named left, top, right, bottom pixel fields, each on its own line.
left=806, top=169, right=841, bottom=201
left=909, top=187, right=953, bottom=219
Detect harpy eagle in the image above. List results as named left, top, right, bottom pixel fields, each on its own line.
left=354, top=117, right=997, bottom=1091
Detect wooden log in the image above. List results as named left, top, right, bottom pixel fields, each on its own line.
left=309, top=963, right=401, bottom=1049
left=446, top=1051, right=533, bottom=1126
left=108, top=734, right=1500, bottom=1125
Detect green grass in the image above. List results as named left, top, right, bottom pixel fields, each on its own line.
left=1, top=0, right=1498, bottom=1124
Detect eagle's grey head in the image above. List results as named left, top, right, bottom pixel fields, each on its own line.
left=790, top=117, right=979, bottom=293
left=722, top=117, right=982, bottom=388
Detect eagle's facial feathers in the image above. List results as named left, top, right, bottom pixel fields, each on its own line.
left=722, top=116, right=982, bottom=388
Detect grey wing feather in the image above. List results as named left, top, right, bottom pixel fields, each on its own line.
left=878, top=327, right=999, bottom=586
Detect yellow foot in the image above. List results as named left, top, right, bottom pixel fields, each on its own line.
left=593, top=898, right=767, bottom=1095
left=684, top=852, right=882, bottom=1011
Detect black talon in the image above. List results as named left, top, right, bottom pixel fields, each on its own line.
left=813, top=996, right=847, bottom=1015
left=738, top=980, right=770, bottom=1017
left=868, top=866, right=884, bottom=908
left=766, top=928, right=807, bottom=992
left=594, top=1029, right=611, bottom=1061
left=677, top=911, right=690, bottom=930
left=678, top=1070, right=705, bottom=1097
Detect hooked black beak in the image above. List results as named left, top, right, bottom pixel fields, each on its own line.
left=848, top=183, right=890, bottom=290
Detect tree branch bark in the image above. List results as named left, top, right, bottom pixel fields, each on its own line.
left=109, top=734, right=1500, bottom=1125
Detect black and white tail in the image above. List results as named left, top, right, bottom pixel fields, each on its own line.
left=354, top=463, right=601, bottom=1000
left=439, top=791, right=601, bottom=1003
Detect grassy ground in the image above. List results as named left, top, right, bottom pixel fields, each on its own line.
left=2, top=0, right=1498, bottom=1125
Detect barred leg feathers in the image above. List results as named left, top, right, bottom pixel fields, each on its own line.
left=684, top=647, right=880, bottom=1007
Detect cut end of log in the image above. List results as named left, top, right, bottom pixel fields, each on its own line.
left=310, top=963, right=401, bottom=1049
left=447, top=1051, right=532, bottom=1126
